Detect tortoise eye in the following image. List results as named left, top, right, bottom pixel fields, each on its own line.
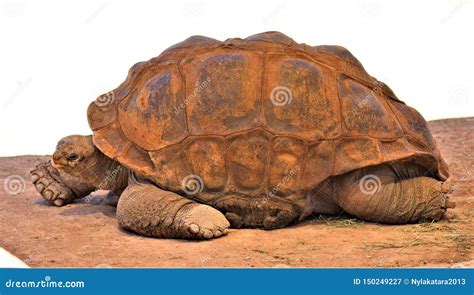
left=67, top=154, right=79, bottom=161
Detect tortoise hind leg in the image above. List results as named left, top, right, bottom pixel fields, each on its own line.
left=300, top=180, right=344, bottom=219
left=117, top=183, right=229, bottom=239
left=333, top=163, right=455, bottom=224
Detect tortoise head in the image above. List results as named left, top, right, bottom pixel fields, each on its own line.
left=52, top=135, right=99, bottom=178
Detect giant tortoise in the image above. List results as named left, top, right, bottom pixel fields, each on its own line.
left=30, top=32, right=454, bottom=239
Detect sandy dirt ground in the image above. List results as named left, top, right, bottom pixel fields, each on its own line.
left=0, top=118, right=472, bottom=268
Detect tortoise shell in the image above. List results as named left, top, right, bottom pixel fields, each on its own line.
left=87, top=31, right=448, bottom=204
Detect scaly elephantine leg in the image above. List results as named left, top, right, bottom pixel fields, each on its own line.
left=116, top=183, right=230, bottom=239
left=299, top=179, right=344, bottom=220
left=333, top=163, right=455, bottom=224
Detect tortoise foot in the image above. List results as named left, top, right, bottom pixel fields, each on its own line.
left=30, top=161, right=75, bottom=206
left=117, top=184, right=229, bottom=239
left=177, top=203, right=229, bottom=239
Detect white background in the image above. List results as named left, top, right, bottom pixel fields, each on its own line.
left=0, top=0, right=472, bottom=156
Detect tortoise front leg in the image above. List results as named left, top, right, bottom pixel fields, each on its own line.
left=30, top=161, right=95, bottom=206
left=116, top=184, right=229, bottom=239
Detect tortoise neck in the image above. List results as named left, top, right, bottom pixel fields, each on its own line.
left=87, top=149, right=129, bottom=192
